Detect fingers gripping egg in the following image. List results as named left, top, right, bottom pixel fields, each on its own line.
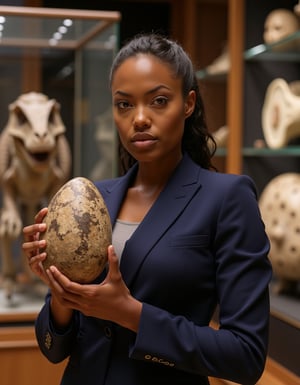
left=41, top=177, right=112, bottom=283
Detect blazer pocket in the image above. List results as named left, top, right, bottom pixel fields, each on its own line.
left=169, top=234, right=209, bottom=248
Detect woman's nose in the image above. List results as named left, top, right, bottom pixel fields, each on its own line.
left=133, top=106, right=151, bottom=130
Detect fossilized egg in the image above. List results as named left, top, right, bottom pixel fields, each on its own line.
left=41, top=177, right=112, bottom=283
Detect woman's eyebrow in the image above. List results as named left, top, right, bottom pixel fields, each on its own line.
left=113, top=90, right=131, bottom=97
left=113, top=84, right=171, bottom=98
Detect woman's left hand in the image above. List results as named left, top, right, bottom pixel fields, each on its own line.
left=46, top=245, right=142, bottom=332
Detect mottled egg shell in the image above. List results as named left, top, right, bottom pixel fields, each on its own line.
left=41, top=177, right=112, bottom=283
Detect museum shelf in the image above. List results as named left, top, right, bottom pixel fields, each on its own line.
left=0, top=282, right=44, bottom=324
left=193, top=0, right=243, bottom=174
left=243, top=146, right=300, bottom=156
left=201, top=1, right=300, bottom=381
left=216, top=146, right=300, bottom=157
left=205, top=7, right=300, bottom=377
left=196, top=70, right=227, bottom=82
left=244, top=30, right=300, bottom=62
left=241, top=1, right=300, bottom=380
left=214, top=148, right=227, bottom=157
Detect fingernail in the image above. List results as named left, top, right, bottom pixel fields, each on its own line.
left=39, top=240, right=46, bottom=247
left=109, top=245, right=115, bottom=253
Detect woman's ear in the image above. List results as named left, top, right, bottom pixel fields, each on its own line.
left=184, top=90, right=196, bottom=118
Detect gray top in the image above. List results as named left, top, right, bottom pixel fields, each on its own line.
left=112, top=219, right=139, bottom=261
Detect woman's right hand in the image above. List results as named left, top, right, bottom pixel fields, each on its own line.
left=23, top=207, right=74, bottom=328
left=22, top=207, right=50, bottom=285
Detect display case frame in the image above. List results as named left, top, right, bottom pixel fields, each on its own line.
left=0, top=5, right=121, bottom=323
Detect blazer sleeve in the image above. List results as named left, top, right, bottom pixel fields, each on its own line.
left=35, top=293, right=79, bottom=363
left=129, top=175, right=272, bottom=385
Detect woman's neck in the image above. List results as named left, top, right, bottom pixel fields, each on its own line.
left=117, top=154, right=182, bottom=223
left=134, top=153, right=182, bottom=191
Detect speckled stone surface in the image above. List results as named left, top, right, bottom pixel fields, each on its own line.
left=259, top=173, right=300, bottom=294
left=41, top=177, right=112, bottom=283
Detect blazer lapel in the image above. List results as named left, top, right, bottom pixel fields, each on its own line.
left=101, top=167, right=137, bottom=225
left=119, top=154, right=203, bottom=287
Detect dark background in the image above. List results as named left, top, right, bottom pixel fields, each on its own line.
left=44, top=0, right=170, bottom=45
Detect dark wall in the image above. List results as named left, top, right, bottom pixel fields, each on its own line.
left=43, top=1, right=171, bottom=46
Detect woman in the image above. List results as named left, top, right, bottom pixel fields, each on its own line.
left=23, top=33, right=272, bottom=385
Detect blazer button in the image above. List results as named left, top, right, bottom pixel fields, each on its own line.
left=44, top=331, right=52, bottom=350
left=104, top=326, right=112, bottom=339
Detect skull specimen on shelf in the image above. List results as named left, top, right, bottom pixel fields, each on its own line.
left=262, top=78, right=300, bottom=148
left=259, top=173, right=300, bottom=295
left=263, top=8, right=300, bottom=46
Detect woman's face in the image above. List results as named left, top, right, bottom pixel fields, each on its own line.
left=111, top=54, right=195, bottom=164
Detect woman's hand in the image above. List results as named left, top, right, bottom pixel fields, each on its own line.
left=46, top=245, right=142, bottom=332
left=22, top=207, right=50, bottom=285
left=24, top=213, right=142, bottom=331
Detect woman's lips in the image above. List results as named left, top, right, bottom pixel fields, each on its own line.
left=131, top=132, right=158, bottom=149
left=131, top=132, right=156, bottom=141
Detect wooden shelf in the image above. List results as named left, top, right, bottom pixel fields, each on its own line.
left=0, top=325, right=67, bottom=385
left=209, top=356, right=300, bottom=385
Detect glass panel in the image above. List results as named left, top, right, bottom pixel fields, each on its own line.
left=242, top=146, right=300, bottom=156
left=0, top=16, right=102, bottom=41
left=215, top=146, right=300, bottom=157
left=0, top=6, right=120, bottom=178
left=77, top=23, right=119, bottom=180
left=244, top=30, right=300, bottom=61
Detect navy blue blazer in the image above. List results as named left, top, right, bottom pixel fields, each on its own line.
left=35, top=154, right=272, bottom=385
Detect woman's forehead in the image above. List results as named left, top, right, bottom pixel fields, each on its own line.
left=112, top=54, right=177, bottom=84
left=121, top=54, right=169, bottom=70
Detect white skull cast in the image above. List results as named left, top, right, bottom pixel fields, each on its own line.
left=263, top=8, right=300, bottom=45
left=262, top=78, right=300, bottom=149
left=259, top=173, right=300, bottom=294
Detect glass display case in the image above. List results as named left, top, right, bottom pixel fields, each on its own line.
left=0, top=5, right=121, bottom=179
left=0, top=6, right=120, bottom=322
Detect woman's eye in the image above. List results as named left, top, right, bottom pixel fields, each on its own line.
left=153, top=96, right=168, bottom=106
left=115, top=101, right=131, bottom=109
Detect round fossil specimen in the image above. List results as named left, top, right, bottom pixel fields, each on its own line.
left=41, top=177, right=112, bottom=283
